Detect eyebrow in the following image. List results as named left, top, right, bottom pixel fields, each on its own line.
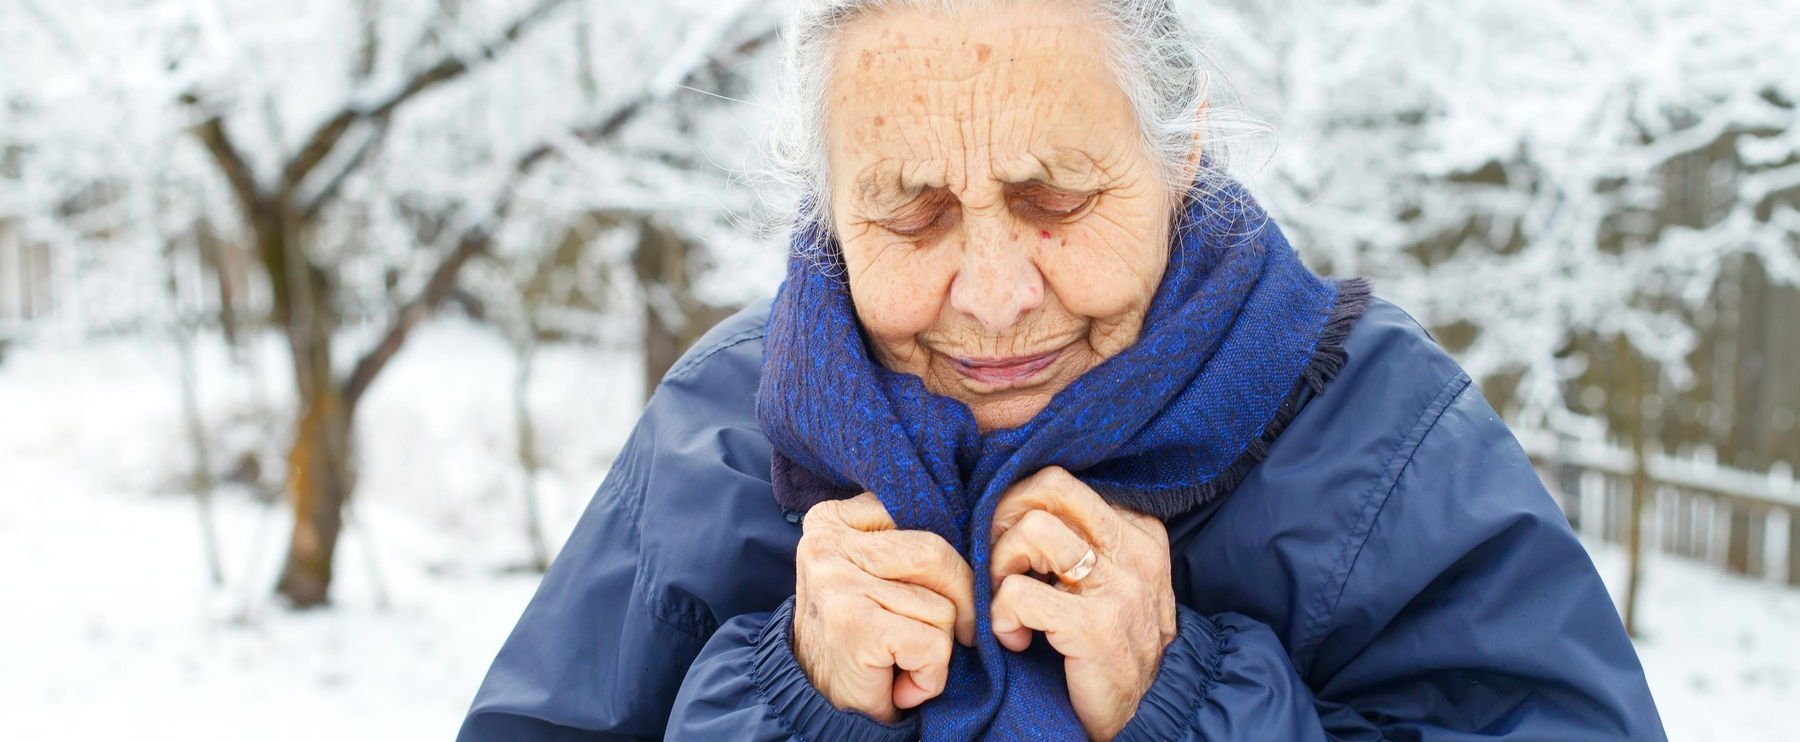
left=850, top=155, right=1100, bottom=207
left=852, top=167, right=915, bottom=206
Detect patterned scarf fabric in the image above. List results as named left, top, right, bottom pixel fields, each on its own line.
left=756, top=177, right=1369, bottom=740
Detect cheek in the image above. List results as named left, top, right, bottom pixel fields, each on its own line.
left=1039, top=221, right=1167, bottom=318
left=843, top=241, right=958, bottom=342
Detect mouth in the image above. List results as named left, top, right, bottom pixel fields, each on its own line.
left=949, top=345, right=1067, bottom=388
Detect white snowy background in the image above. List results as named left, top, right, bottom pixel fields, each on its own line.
left=2, top=0, right=1796, bottom=740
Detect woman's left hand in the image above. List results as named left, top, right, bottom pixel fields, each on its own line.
left=988, top=466, right=1178, bottom=742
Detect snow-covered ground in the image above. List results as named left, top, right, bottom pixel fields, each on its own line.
left=1587, top=544, right=1800, bottom=741
left=2, top=321, right=1795, bottom=740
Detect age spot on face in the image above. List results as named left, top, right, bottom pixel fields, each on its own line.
left=824, top=4, right=1173, bottom=432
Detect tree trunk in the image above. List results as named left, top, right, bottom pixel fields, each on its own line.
left=631, top=220, right=739, bottom=400
left=276, top=381, right=353, bottom=607
left=268, top=213, right=352, bottom=608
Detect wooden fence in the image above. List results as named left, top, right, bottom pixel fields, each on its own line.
left=1517, top=428, right=1800, bottom=586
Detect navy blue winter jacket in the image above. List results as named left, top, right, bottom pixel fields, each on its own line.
left=458, top=297, right=1666, bottom=741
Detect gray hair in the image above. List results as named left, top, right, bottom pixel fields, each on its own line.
left=765, top=0, right=1265, bottom=239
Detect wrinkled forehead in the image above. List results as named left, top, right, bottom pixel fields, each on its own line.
left=821, top=5, right=1140, bottom=200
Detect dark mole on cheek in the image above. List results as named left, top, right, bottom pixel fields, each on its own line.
left=1058, top=237, right=1067, bottom=246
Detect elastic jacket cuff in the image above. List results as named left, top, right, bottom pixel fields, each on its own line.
left=1113, top=603, right=1226, bottom=742
left=750, top=595, right=919, bottom=742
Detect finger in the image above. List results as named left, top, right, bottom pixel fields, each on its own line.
left=990, top=572, right=1089, bottom=657
left=807, top=491, right=897, bottom=533
left=863, top=578, right=958, bottom=642
left=992, top=467, right=1123, bottom=552
left=809, top=597, right=901, bottom=721
left=844, top=530, right=977, bottom=646
left=863, top=610, right=954, bottom=709
left=990, top=509, right=1096, bottom=586
left=892, top=670, right=936, bottom=710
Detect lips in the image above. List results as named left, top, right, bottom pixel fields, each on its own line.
left=950, top=346, right=1066, bottom=387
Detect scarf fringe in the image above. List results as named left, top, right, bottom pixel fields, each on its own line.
left=1097, top=277, right=1372, bottom=519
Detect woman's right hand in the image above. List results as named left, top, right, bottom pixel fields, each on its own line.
left=792, top=492, right=976, bottom=723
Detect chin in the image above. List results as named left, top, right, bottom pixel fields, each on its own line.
left=970, top=394, right=1053, bottom=433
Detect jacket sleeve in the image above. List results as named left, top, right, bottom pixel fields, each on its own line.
left=458, top=311, right=798, bottom=740
left=458, top=302, right=917, bottom=741
left=1116, top=380, right=1666, bottom=741
left=455, top=417, right=704, bottom=742
left=665, top=596, right=919, bottom=741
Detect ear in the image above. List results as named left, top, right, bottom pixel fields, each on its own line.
left=1176, top=98, right=1209, bottom=190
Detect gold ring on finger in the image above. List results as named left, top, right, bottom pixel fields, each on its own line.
left=1057, top=547, right=1097, bottom=585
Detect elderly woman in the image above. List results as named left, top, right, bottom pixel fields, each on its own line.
left=460, top=1, right=1664, bottom=740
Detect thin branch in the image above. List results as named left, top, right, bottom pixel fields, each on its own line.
left=338, top=15, right=777, bottom=412
left=190, top=112, right=265, bottom=214
left=512, top=24, right=780, bottom=174
left=278, top=0, right=577, bottom=197
left=342, top=214, right=498, bottom=412
left=279, top=110, right=357, bottom=198
left=299, top=119, right=393, bottom=222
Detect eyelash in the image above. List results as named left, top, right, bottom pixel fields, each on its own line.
left=880, top=189, right=1096, bottom=238
left=1013, top=190, right=1096, bottom=220
left=883, top=194, right=958, bottom=237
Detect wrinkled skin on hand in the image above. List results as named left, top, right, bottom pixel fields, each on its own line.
left=792, top=492, right=977, bottom=722
left=989, top=467, right=1177, bottom=741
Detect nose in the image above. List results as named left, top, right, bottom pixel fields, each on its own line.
left=948, top=222, right=1045, bottom=333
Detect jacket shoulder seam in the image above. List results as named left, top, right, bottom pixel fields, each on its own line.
left=662, top=326, right=766, bottom=384
left=1295, top=370, right=1471, bottom=676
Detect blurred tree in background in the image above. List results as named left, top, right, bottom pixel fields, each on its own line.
left=0, top=0, right=1795, bottom=613
left=0, top=0, right=783, bottom=606
left=1205, top=0, right=1799, bottom=469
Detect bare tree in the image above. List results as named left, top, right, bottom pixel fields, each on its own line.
left=3, top=0, right=782, bottom=606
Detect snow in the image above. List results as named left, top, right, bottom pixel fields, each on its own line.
left=3, top=322, right=1797, bottom=740
left=1585, top=542, right=1800, bottom=740
left=0, top=319, right=630, bottom=739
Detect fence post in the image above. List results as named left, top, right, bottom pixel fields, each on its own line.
left=1726, top=505, right=1753, bottom=576
left=1779, top=462, right=1799, bottom=587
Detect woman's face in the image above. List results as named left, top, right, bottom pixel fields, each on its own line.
left=825, top=3, right=1176, bottom=431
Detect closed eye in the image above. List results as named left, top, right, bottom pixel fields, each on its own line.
left=1008, top=184, right=1097, bottom=221
left=878, top=189, right=959, bottom=237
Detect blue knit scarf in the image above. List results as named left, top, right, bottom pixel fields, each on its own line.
left=756, top=178, right=1369, bottom=741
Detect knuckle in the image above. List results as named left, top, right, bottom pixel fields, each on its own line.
left=886, top=533, right=939, bottom=575
left=901, top=622, right=949, bottom=658
left=926, top=628, right=953, bottom=659
left=806, top=500, right=839, bottom=524
left=994, top=572, right=1031, bottom=600
left=921, top=593, right=956, bottom=628
left=1018, top=509, right=1060, bottom=540
left=795, top=532, right=825, bottom=560
left=853, top=636, right=889, bottom=667
left=919, top=534, right=961, bottom=570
